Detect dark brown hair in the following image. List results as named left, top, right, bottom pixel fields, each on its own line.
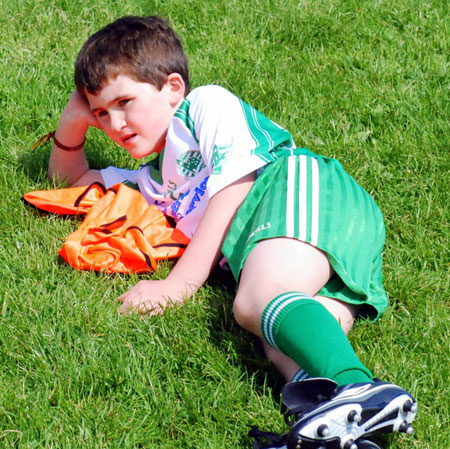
left=74, top=16, right=190, bottom=95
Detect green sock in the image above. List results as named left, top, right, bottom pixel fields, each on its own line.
left=261, top=292, right=373, bottom=386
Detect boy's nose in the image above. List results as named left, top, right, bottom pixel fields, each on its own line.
left=110, top=112, right=126, bottom=131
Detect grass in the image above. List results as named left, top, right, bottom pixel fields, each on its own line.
left=0, top=0, right=448, bottom=448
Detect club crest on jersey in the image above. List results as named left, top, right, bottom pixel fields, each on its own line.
left=212, top=144, right=232, bottom=174
left=176, top=150, right=206, bottom=178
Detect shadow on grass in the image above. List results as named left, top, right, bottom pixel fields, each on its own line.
left=205, top=265, right=287, bottom=398
left=199, top=271, right=405, bottom=449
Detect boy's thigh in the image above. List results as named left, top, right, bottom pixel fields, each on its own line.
left=226, top=152, right=388, bottom=322
left=236, top=237, right=334, bottom=320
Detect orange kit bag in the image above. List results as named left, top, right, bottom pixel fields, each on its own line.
left=22, top=182, right=107, bottom=215
left=22, top=183, right=189, bottom=273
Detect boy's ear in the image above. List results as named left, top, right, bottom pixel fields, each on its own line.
left=165, top=73, right=186, bottom=105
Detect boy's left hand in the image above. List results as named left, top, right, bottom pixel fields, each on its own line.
left=118, top=173, right=256, bottom=317
left=117, top=279, right=187, bottom=315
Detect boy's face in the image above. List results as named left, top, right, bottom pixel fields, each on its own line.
left=86, top=74, right=184, bottom=158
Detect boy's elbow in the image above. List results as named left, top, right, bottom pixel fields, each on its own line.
left=47, top=168, right=66, bottom=186
left=47, top=168, right=58, bottom=184
left=47, top=168, right=55, bottom=183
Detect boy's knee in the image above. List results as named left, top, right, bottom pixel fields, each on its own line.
left=233, top=292, right=262, bottom=334
left=232, top=293, right=249, bottom=327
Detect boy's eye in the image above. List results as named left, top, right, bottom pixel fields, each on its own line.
left=96, top=110, right=108, bottom=117
left=119, top=99, right=130, bottom=107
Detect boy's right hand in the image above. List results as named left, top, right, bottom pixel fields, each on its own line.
left=59, top=90, right=100, bottom=131
left=48, top=90, right=103, bottom=186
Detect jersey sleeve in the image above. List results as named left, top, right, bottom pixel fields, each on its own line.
left=183, top=86, right=294, bottom=197
left=100, top=166, right=140, bottom=189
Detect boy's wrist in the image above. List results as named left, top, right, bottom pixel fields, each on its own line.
left=51, top=132, right=86, bottom=151
left=166, top=273, right=202, bottom=300
left=54, top=116, right=89, bottom=149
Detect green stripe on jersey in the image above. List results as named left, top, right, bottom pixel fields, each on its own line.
left=141, top=149, right=164, bottom=185
left=239, top=100, right=295, bottom=162
left=175, top=99, right=199, bottom=144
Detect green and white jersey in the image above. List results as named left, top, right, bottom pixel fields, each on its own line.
left=101, top=85, right=295, bottom=237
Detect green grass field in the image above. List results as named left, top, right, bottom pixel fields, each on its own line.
left=0, top=0, right=448, bottom=448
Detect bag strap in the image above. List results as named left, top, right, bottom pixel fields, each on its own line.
left=248, top=426, right=287, bottom=449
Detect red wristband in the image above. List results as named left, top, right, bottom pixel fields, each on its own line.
left=32, top=131, right=86, bottom=152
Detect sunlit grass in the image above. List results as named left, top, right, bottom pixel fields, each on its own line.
left=0, top=0, right=448, bottom=448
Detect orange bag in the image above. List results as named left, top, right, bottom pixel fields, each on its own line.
left=22, top=183, right=189, bottom=273
left=22, top=182, right=107, bottom=215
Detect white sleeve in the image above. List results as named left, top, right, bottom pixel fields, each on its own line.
left=187, top=86, right=267, bottom=197
left=100, top=166, right=140, bottom=188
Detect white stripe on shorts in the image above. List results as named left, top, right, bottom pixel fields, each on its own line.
left=286, top=156, right=296, bottom=238
left=299, top=155, right=308, bottom=241
left=310, top=157, right=320, bottom=247
left=286, top=155, right=320, bottom=245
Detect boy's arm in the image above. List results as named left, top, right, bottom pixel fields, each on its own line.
left=48, top=91, right=104, bottom=186
left=118, top=172, right=255, bottom=315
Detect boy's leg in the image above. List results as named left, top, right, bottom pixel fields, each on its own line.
left=233, top=237, right=373, bottom=385
left=236, top=237, right=417, bottom=447
left=234, top=238, right=332, bottom=334
left=262, top=295, right=357, bottom=381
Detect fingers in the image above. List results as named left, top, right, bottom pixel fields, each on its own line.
left=116, top=279, right=184, bottom=316
left=119, top=297, right=165, bottom=316
left=117, top=289, right=167, bottom=316
left=66, top=90, right=101, bottom=129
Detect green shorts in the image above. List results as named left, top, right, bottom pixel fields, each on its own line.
left=222, top=148, right=388, bottom=321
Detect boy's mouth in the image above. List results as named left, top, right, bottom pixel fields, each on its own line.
left=120, top=133, right=137, bottom=144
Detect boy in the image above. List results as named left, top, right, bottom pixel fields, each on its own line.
left=47, top=16, right=417, bottom=449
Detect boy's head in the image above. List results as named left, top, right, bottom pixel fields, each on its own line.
left=75, top=16, right=190, bottom=96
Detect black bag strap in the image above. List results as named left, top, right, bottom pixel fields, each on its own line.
left=248, top=426, right=287, bottom=449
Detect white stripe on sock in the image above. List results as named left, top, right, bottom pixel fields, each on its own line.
left=291, top=368, right=310, bottom=382
left=265, top=293, right=310, bottom=349
left=263, top=292, right=298, bottom=348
